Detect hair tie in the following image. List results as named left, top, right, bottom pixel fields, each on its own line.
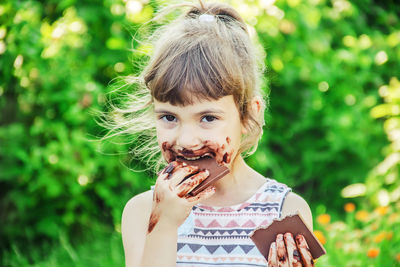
left=199, top=14, right=215, bottom=22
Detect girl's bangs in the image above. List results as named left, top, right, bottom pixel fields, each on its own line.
left=150, top=43, right=238, bottom=106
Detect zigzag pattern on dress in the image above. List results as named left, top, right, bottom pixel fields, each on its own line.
left=178, top=243, right=256, bottom=254
left=177, top=254, right=267, bottom=267
left=193, top=204, right=280, bottom=213
left=175, top=178, right=291, bottom=266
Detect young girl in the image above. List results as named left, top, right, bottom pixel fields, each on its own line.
left=107, top=1, right=315, bottom=266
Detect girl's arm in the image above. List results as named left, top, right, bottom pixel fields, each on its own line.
left=121, top=162, right=216, bottom=267
left=121, top=190, right=179, bottom=267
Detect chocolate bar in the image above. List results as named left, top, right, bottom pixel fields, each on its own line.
left=178, top=157, right=229, bottom=196
left=249, top=213, right=326, bottom=260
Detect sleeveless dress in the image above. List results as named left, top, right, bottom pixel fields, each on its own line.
left=171, top=178, right=291, bottom=267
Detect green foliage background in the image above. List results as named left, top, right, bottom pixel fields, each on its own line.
left=1, top=0, right=399, bottom=266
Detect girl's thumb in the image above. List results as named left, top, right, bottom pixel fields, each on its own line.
left=186, top=186, right=216, bottom=204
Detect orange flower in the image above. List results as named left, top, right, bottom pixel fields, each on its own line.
left=314, top=230, right=326, bottom=245
left=355, top=210, right=369, bottom=222
left=373, top=232, right=386, bottom=243
left=389, top=213, right=399, bottom=223
left=386, top=231, right=393, bottom=240
left=344, top=203, right=356, bottom=212
left=367, top=248, right=380, bottom=258
left=317, top=214, right=331, bottom=225
left=371, top=222, right=379, bottom=231
left=374, top=206, right=388, bottom=215
left=335, top=241, right=343, bottom=248
left=396, top=253, right=400, bottom=262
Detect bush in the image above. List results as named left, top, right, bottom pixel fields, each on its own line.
left=0, top=0, right=153, bottom=252
left=0, top=0, right=399, bottom=264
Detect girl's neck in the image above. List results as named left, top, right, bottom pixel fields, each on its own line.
left=198, top=155, right=266, bottom=207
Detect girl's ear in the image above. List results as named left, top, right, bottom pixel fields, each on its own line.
left=241, top=96, right=262, bottom=135
left=251, top=96, right=262, bottom=116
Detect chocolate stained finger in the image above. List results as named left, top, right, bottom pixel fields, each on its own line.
left=284, top=233, right=302, bottom=266
left=293, top=249, right=302, bottom=262
left=296, top=235, right=315, bottom=267
left=177, top=157, right=229, bottom=196
left=176, top=171, right=208, bottom=198
left=163, top=162, right=175, bottom=175
left=161, top=161, right=184, bottom=180
left=185, top=185, right=216, bottom=202
left=276, top=234, right=287, bottom=262
left=268, top=242, right=278, bottom=267
left=167, top=162, right=197, bottom=185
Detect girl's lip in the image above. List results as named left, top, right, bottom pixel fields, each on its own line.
left=174, top=146, right=216, bottom=159
left=175, top=152, right=215, bottom=160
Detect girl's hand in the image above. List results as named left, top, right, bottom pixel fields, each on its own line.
left=267, top=233, right=314, bottom=267
left=147, top=161, right=216, bottom=234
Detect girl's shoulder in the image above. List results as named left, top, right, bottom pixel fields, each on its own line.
left=121, top=190, right=153, bottom=235
left=123, top=190, right=153, bottom=217
left=281, top=192, right=313, bottom=230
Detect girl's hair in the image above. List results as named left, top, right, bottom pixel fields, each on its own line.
left=99, top=0, right=267, bottom=172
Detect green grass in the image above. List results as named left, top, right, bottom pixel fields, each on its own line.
left=314, top=203, right=400, bottom=267
left=2, top=224, right=124, bottom=267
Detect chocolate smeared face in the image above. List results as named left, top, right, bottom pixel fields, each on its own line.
left=155, top=96, right=245, bottom=192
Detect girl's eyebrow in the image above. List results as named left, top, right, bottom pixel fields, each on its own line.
left=154, top=108, right=225, bottom=116
left=154, top=109, right=177, bottom=115
left=195, top=109, right=225, bottom=116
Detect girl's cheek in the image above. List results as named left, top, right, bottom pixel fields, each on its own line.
left=156, top=126, right=174, bottom=144
left=160, top=141, right=176, bottom=163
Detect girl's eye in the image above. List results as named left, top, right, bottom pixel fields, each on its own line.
left=201, top=115, right=217, bottom=123
left=161, top=115, right=177, bottom=122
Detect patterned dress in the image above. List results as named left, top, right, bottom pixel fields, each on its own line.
left=175, top=178, right=291, bottom=266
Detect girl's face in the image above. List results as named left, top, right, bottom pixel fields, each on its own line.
left=154, top=95, right=246, bottom=169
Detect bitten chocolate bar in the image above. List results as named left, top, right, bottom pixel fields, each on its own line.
left=178, top=157, right=229, bottom=196
left=249, top=213, right=326, bottom=260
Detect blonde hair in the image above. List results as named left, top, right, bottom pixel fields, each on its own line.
left=98, top=1, right=267, bottom=173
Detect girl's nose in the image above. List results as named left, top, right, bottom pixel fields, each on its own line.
left=175, top=126, right=202, bottom=150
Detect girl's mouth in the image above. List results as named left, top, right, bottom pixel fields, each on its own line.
left=176, top=152, right=214, bottom=161
left=161, top=140, right=233, bottom=165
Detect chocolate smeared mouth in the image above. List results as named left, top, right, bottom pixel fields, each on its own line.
left=176, top=153, right=214, bottom=161
left=161, top=140, right=233, bottom=165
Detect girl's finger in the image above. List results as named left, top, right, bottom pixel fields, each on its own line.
left=186, top=185, right=216, bottom=203
left=153, top=162, right=178, bottom=194
left=276, top=234, right=289, bottom=267
left=295, top=235, right=314, bottom=267
left=176, top=170, right=209, bottom=197
left=268, top=242, right=278, bottom=267
left=284, top=233, right=302, bottom=267
left=168, top=163, right=199, bottom=188
left=160, top=162, right=176, bottom=178
left=159, top=161, right=180, bottom=180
